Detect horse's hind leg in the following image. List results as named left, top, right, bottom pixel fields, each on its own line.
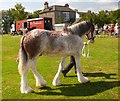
left=52, top=57, right=66, bottom=86
left=30, top=58, right=46, bottom=87
left=18, top=60, right=34, bottom=93
left=74, top=55, right=89, bottom=83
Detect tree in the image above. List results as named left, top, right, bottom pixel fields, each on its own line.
left=108, top=9, right=120, bottom=24
left=81, top=9, right=120, bottom=27
left=2, top=10, right=14, bottom=33
left=32, top=10, right=41, bottom=18
left=81, top=12, right=92, bottom=21
left=10, top=4, right=28, bottom=21
left=26, top=10, right=42, bottom=19
left=2, top=4, right=28, bottom=33
left=97, top=10, right=109, bottom=27
left=0, top=11, right=2, bottom=30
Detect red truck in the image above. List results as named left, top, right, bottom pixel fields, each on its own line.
left=11, top=17, right=52, bottom=35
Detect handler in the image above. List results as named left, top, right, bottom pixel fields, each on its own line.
left=61, top=21, right=78, bottom=77
left=62, top=56, right=76, bottom=77
left=62, top=18, right=94, bottom=77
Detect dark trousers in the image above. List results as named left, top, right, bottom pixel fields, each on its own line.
left=62, top=56, right=76, bottom=74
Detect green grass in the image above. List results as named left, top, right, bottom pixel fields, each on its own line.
left=2, top=35, right=119, bottom=99
left=0, top=35, right=2, bottom=100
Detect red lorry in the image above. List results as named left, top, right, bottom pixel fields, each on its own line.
left=11, top=17, right=52, bottom=35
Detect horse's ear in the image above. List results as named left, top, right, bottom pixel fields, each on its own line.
left=72, top=18, right=81, bottom=25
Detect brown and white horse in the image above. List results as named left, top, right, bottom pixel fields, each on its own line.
left=17, top=20, right=94, bottom=93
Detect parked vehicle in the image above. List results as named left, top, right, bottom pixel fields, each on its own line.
left=54, top=23, right=68, bottom=31
left=11, top=17, right=52, bottom=35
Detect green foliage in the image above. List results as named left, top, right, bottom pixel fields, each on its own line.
left=2, top=4, right=28, bottom=33
left=98, top=11, right=108, bottom=26
left=2, top=3, right=42, bottom=33
left=2, top=35, right=119, bottom=99
left=9, top=4, right=27, bottom=21
left=2, top=10, right=14, bottom=33
left=109, top=9, right=120, bottom=24
left=32, top=10, right=42, bottom=18
left=56, top=18, right=62, bottom=24
left=27, top=10, right=42, bottom=19
left=81, top=9, right=120, bottom=27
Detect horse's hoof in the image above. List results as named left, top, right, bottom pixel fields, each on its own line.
left=26, top=89, right=34, bottom=93
left=21, top=88, right=34, bottom=94
left=36, top=80, right=46, bottom=87
left=52, top=81, right=61, bottom=86
left=40, top=82, right=46, bottom=87
left=79, top=77, right=89, bottom=83
left=21, top=86, right=34, bottom=94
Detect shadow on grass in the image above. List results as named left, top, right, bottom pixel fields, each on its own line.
left=35, top=80, right=119, bottom=96
left=66, top=72, right=116, bottom=79
left=83, top=72, right=117, bottom=79
left=35, top=72, right=118, bottom=96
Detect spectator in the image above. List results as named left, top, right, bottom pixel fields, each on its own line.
left=25, top=27, right=28, bottom=33
left=98, top=27, right=103, bottom=35
left=103, top=24, right=107, bottom=35
left=106, top=25, right=109, bottom=36
left=95, top=24, right=99, bottom=35
left=110, top=24, right=114, bottom=36
left=118, top=26, right=120, bottom=36
left=114, top=23, right=119, bottom=36
left=62, top=56, right=76, bottom=77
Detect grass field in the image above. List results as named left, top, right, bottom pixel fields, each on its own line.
left=2, top=35, right=119, bottom=100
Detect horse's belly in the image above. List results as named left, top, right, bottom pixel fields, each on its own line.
left=43, top=48, right=66, bottom=56
left=43, top=47, right=78, bottom=57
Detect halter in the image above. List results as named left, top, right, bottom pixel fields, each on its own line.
left=82, top=21, right=94, bottom=57
left=85, top=21, right=94, bottom=41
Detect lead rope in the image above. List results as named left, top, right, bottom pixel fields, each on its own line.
left=82, top=40, right=90, bottom=57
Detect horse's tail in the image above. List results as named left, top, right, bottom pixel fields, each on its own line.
left=18, top=35, right=29, bottom=76
left=17, top=36, right=28, bottom=64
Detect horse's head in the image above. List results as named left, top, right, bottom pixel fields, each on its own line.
left=69, top=19, right=95, bottom=43
left=86, top=19, right=95, bottom=43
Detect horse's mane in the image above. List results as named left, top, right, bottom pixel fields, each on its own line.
left=68, top=19, right=93, bottom=37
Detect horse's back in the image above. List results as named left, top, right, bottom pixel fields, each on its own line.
left=22, top=29, right=83, bottom=58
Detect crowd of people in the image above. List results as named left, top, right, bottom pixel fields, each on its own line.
left=94, top=22, right=119, bottom=36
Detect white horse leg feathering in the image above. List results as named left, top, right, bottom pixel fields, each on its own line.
left=74, top=55, right=89, bottom=83
left=52, top=57, right=66, bottom=86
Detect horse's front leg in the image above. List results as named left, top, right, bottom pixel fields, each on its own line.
left=74, top=55, right=89, bottom=83
left=52, top=57, right=66, bottom=86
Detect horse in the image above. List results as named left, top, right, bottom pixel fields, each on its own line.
left=17, top=19, right=94, bottom=93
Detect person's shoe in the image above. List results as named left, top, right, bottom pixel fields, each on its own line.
left=62, top=71, right=67, bottom=77
left=74, top=71, right=84, bottom=74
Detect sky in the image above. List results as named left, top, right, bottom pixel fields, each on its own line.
left=0, top=0, right=119, bottom=13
